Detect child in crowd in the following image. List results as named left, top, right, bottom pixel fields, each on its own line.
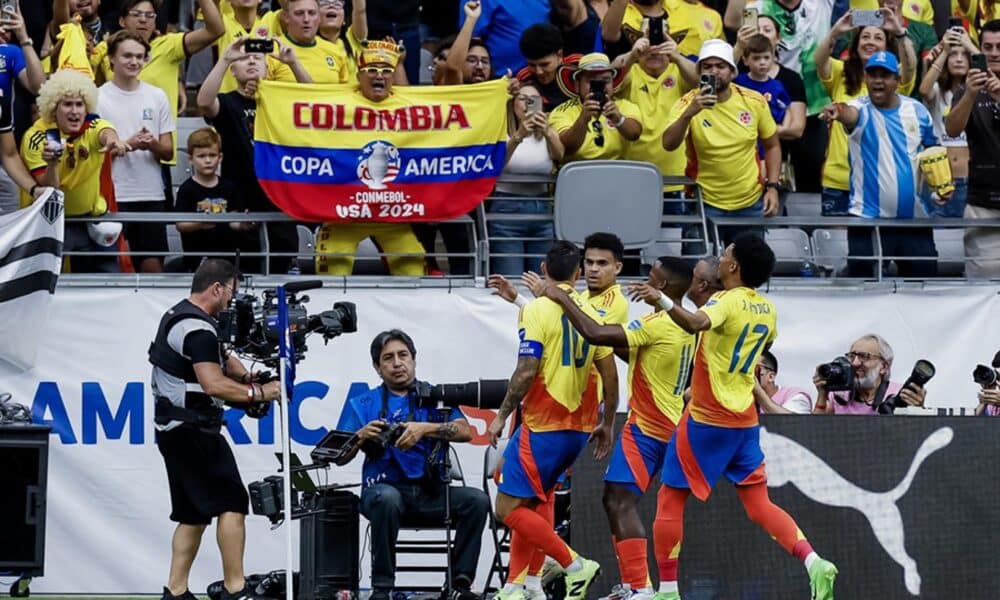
left=174, top=127, right=256, bottom=272
left=735, top=34, right=792, bottom=156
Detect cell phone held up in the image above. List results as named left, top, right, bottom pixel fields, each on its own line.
left=948, top=16, right=964, bottom=30
left=742, top=7, right=759, bottom=31
left=45, top=128, right=63, bottom=153
left=852, top=9, right=885, bottom=27
left=699, top=74, right=718, bottom=96
left=244, top=38, right=275, bottom=54
left=646, top=16, right=666, bottom=46
left=590, top=80, right=608, bottom=108
left=0, top=0, right=15, bottom=15
left=525, top=95, right=543, bottom=114
left=971, top=53, right=988, bottom=72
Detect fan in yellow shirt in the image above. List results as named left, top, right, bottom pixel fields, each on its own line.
left=815, top=14, right=916, bottom=213
left=214, top=0, right=284, bottom=93
left=603, top=0, right=723, bottom=58
left=550, top=52, right=643, bottom=163
left=269, top=0, right=350, bottom=84
left=616, top=35, right=699, bottom=193
left=20, top=71, right=129, bottom=272
left=664, top=40, right=780, bottom=226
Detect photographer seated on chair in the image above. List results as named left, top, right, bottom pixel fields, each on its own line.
left=335, top=329, right=490, bottom=600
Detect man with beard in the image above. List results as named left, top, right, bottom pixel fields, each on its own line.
left=812, top=334, right=928, bottom=414
left=821, top=51, right=942, bottom=279
left=664, top=40, right=780, bottom=245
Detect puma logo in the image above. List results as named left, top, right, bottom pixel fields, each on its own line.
left=760, top=426, right=954, bottom=596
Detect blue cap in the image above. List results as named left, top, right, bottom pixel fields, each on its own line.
left=865, top=51, right=900, bottom=74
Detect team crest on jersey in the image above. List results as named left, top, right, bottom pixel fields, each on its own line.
left=256, top=26, right=270, bottom=38
left=703, top=19, right=713, bottom=31
left=327, top=56, right=336, bottom=68
left=738, top=110, right=752, bottom=125
left=909, top=2, right=920, bottom=14
left=0, top=56, right=6, bottom=71
left=663, top=76, right=676, bottom=89
left=142, top=108, right=154, bottom=121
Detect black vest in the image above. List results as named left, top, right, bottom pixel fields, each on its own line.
left=148, top=299, right=223, bottom=420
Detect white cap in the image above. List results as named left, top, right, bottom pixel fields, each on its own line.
left=87, top=222, right=122, bottom=247
left=697, top=39, right=737, bottom=70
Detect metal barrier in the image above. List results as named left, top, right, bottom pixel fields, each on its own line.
left=61, top=175, right=1000, bottom=281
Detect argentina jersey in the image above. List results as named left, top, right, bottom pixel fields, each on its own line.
left=846, top=95, right=938, bottom=219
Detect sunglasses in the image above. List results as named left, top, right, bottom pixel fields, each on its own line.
left=361, top=66, right=394, bottom=75
left=591, top=120, right=605, bottom=147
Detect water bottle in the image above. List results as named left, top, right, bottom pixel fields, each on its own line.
left=799, top=260, right=817, bottom=278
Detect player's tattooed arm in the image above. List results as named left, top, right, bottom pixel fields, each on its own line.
left=488, top=356, right=539, bottom=445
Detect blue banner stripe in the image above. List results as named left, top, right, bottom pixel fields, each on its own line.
left=255, top=140, right=507, bottom=185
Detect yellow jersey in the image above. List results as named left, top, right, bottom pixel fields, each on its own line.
left=588, top=283, right=630, bottom=325
left=820, top=59, right=915, bottom=191
left=689, top=288, right=777, bottom=428
left=668, top=84, right=776, bottom=210
left=20, top=117, right=114, bottom=217
left=620, top=0, right=723, bottom=58
left=623, top=311, right=696, bottom=441
left=549, top=97, right=643, bottom=163
left=620, top=63, right=688, bottom=192
left=518, top=284, right=614, bottom=433
left=270, top=34, right=350, bottom=84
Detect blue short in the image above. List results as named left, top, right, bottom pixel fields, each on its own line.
left=498, top=426, right=589, bottom=500
left=604, top=421, right=670, bottom=496
left=660, top=412, right=766, bottom=501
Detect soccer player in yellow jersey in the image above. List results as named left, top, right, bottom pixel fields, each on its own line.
left=270, top=0, right=351, bottom=84
left=646, top=233, right=839, bottom=600
left=663, top=40, right=781, bottom=244
left=528, top=257, right=698, bottom=600
left=487, top=232, right=628, bottom=598
left=488, top=241, right=618, bottom=600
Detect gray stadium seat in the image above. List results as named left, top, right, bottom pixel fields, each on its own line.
left=783, top=192, right=822, bottom=218
left=554, top=160, right=663, bottom=250
left=933, top=228, right=966, bottom=277
left=164, top=225, right=184, bottom=272
left=765, top=228, right=813, bottom=276
left=811, top=228, right=848, bottom=276
left=353, top=237, right=389, bottom=276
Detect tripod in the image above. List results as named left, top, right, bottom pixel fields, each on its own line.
left=429, top=403, right=456, bottom=599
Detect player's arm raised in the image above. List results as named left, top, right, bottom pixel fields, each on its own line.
left=488, top=355, right=539, bottom=446
left=628, top=282, right=711, bottom=334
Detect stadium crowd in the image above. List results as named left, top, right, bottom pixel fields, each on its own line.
left=1, top=0, right=998, bottom=277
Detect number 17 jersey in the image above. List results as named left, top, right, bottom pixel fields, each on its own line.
left=690, top=288, right=777, bottom=428
left=518, top=284, right=613, bottom=434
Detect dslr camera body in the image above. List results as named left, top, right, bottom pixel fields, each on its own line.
left=818, top=356, right=855, bottom=392
left=360, top=422, right=406, bottom=460
left=973, top=350, right=1000, bottom=389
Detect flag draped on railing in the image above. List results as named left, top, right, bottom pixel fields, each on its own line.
left=0, top=190, right=65, bottom=369
left=253, top=79, right=509, bottom=222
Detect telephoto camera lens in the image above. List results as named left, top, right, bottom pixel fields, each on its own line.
left=879, top=360, right=936, bottom=414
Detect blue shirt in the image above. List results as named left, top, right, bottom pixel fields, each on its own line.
left=336, top=383, right=465, bottom=489
left=459, top=0, right=551, bottom=75
left=734, top=73, right=791, bottom=125
left=0, top=44, right=25, bottom=132
left=846, top=95, right=938, bottom=219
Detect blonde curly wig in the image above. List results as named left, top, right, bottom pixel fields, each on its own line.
left=36, top=70, right=99, bottom=124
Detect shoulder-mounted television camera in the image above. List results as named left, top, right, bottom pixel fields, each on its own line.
left=217, top=279, right=357, bottom=368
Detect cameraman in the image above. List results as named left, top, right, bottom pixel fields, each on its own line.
left=335, top=330, right=489, bottom=600
left=149, top=259, right=280, bottom=600
left=812, top=334, right=927, bottom=415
